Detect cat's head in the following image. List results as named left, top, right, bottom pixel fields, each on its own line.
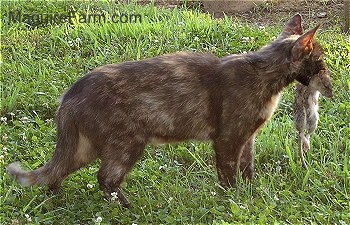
left=309, top=70, right=333, bottom=98
left=281, top=14, right=329, bottom=87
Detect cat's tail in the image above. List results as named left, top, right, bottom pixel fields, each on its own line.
left=7, top=159, right=65, bottom=189
left=7, top=107, right=82, bottom=190
left=7, top=162, right=38, bottom=186
left=7, top=157, right=69, bottom=190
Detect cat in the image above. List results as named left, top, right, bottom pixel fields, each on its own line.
left=294, top=69, right=333, bottom=169
left=7, top=14, right=329, bottom=208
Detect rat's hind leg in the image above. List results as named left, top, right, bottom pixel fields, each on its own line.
left=303, top=133, right=311, bottom=152
left=97, top=138, right=145, bottom=208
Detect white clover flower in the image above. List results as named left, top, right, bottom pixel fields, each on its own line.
left=276, top=165, right=281, bottom=173
left=242, top=36, right=254, bottom=43
left=95, top=216, right=102, bottom=223
left=0, top=117, right=7, bottom=123
left=20, top=117, right=30, bottom=124
left=76, top=37, right=82, bottom=43
left=239, top=205, right=247, bottom=210
left=194, top=36, right=200, bottom=42
left=87, top=183, right=94, bottom=189
left=111, top=192, right=118, bottom=201
left=19, top=133, right=27, bottom=141
left=158, top=165, right=167, bottom=170
left=2, top=134, right=8, bottom=142
left=68, top=40, right=74, bottom=47
left=25, top=214, right=32, bottom=222
left=45, top=118, right=53, bottom=123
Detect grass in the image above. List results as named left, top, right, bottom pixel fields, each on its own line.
left=1, top=1, right=349, bottom=224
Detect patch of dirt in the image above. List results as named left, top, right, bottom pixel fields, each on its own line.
left=211, top=0, right=345, bottom=29
left=144, top=0, right=346, bottom=29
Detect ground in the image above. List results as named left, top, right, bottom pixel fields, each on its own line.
left=157, top=0, right=345, bottom=29
left=221, top=0, right=344, bottom=28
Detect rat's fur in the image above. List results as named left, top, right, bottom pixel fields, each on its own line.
left=294, top=70, right=333, bottom=168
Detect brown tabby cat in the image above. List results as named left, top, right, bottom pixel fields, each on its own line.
left=7, top=14, right=329, bottom=208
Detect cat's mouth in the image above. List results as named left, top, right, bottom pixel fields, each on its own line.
left=297, top=69, right=334, bottom=99
left=295, top=74, right=312, bottom=86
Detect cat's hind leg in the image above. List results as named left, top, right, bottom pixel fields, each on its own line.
left=97, top=138, right=145, bottom=208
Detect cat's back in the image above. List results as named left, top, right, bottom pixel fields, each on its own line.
left=58, top=52, right=222, bottom=140
left=60, top=51, right=222, bottom=108
left=92, top=51, right=220, bottom=79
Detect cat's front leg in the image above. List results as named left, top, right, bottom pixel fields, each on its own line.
left=213, top=138, right=245, bottom=187
left=239, top=135, right=255, bottom=180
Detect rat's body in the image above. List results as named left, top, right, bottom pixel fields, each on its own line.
left=294, top=70, right=332, bottom=168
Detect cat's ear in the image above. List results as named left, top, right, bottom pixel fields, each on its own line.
left=282, top=14, right=303, bottom=36
left=291, top=24, right=320, bottom=61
